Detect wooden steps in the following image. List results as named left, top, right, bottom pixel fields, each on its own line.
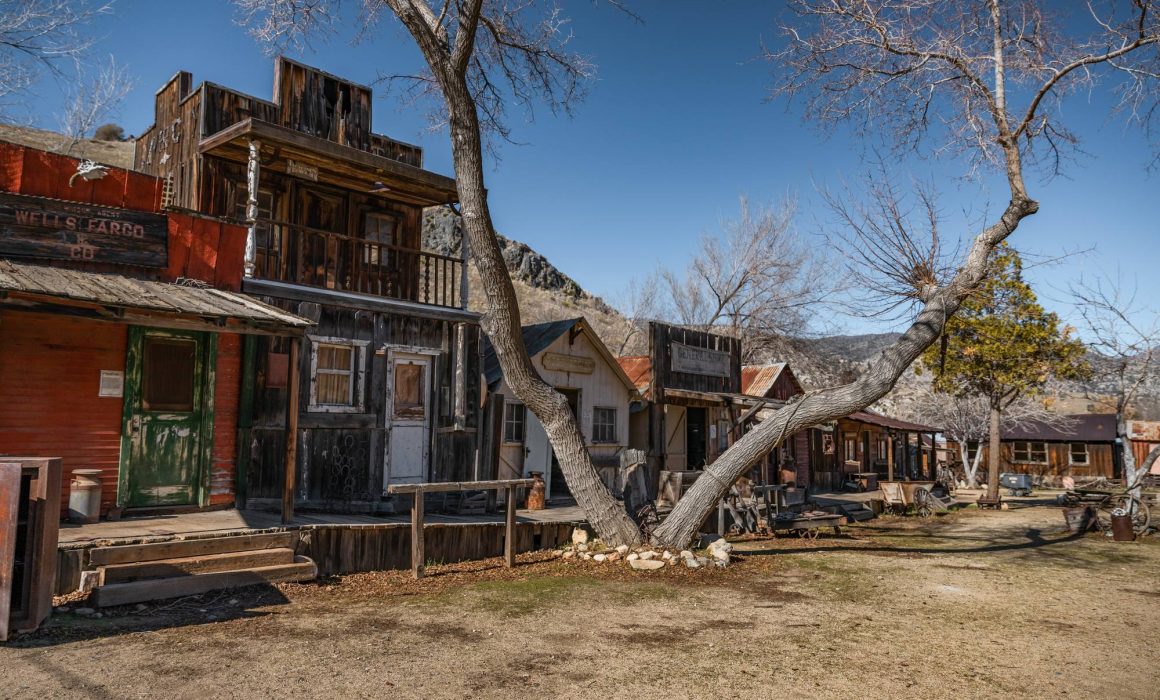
left=86, top=533, right=316, bottom=608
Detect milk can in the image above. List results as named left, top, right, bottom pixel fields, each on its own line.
left=525, top=471, right=546, bottom=510
left=68, top=469, right=103, bottom=524
left=1110, top=507, right=1135, bottom=542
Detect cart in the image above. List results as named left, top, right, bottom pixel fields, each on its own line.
left=768, top=510, right=846, bottom=539
left=1000, top=472, right=1034, bottom=497
left=879, top=480, right=940, bottom=517
left=1061, top=487, right=1151, bottom=536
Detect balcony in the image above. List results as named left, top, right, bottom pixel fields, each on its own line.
left=253, top=220, right=465, bottom=309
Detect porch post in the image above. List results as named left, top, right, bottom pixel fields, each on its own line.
left=282, top=336, right=300, bottom=525
left=459, top=219, right=470, bottom=309
left=887, top=431, right=895, bottom=482
left=244, top=138, right=261, bottom=278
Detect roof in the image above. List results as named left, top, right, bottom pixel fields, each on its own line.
left=741, top=363, right=784, bottom=397
left=0, top=259, right=311, bottom=335
left=482, top=317, right=639, bottom=395
left=617, top=355, right=652, bottom=394
left=1001, top=414, right=1118, bottom=443
left=847, top=410, right=940, bottom=433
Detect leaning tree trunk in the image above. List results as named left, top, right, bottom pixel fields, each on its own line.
left=386, top=1, right=643, bottom=546
left=986, top=404, right=1002, bottom=502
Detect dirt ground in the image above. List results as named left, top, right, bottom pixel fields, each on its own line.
left=3, top=502, right=1159, bottom=700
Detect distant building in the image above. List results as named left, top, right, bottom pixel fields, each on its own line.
left=954, top=414, right=1121, bottom=483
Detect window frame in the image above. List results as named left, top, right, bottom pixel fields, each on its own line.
left=1069, top=442, right=1089, bottom=466
left=503, top=402, right=527, bottom=445
left=592, top=406, right=618, bottom=444
left=1012, top=440, right=1048, bottom=464
left=306, top=335, right=369, bottom=413
left=844, top=433, right=858, bottom=463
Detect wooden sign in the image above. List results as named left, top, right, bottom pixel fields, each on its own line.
left=671, top=342, right=731, bottom=378
left=286, top=160, right=319, bottom=181
left=0, top=193, right=168, bottom=267
left=542, top=352, right=595, bottom=374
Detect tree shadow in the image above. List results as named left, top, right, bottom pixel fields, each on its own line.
left=4, top=583, right=291, bottom=649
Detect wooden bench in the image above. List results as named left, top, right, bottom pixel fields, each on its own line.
left=387, top=479, right=535, bottom=579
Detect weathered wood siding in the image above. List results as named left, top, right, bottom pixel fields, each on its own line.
left=245, top=301, right=481, bottom=511
left=649, top=322, right=741, bottom=396
left=977, top=442, right=1116, bottom=480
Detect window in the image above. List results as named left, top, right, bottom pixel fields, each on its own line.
left=363, top=213, right=398, bottom=266
left=503, top=403, right=526, bottom=444
left=1013, top=441, right=1048, bottom=464
left=142, top=338, right=197, bottom=412
left=1069, top=442, right=1089, bottom=465
left=844, top=433, right=858, bottom=463
left=877, top=438, right=889, bottom=461
left=717, top=420, right=730, bottom=453
left=593, top=407, right=618, bottom=444
left=393, top=361, right=426, bottom=419
left=308, top=336, right=368, bottom=412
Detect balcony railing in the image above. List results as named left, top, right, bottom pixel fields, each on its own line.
left=253, top=220, right=464, bottom=309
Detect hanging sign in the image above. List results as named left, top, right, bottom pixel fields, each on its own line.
left=542, top=352, right=595, bottom=374
left=0, top=193, right=168, bottom=267
left=671, top=342, right=731, bottom=378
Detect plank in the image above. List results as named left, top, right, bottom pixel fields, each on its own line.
left=92, top=556, right=317, bottom=608
left=88, top=532, right=296, bottom=567
left=0, top=463, right=21, bottom=642
left=99, top=548, right=296, bottom=584
left=504, top=486, right=516, bottom=568
left=387, top=478, right=534, bottom=495
left=412, top=494, right=425, bottom=579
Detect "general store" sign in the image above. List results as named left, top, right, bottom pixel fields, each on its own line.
left=0, top=192, right=168, bottom=267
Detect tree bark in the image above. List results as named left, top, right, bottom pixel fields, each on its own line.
left=386, top=0, right=643, bottom=546
left=986, top=403, right=1002, bottom=501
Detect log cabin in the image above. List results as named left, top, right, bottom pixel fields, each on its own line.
left=0, top=142, right=310, bottom=519
left=480, top=317, right=641, bottom=501
left=132, top=58, right=481, bottom=514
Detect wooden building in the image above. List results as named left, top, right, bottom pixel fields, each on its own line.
left=823, top=412, right=941, bottom=489
left=0, top=142, right=309, bottom=518
left=1127, top=421, right=1160, bottom=476
left=133, top=58, right=480, bottom=513
left=740, top=363, right=818, bottom=487
left=957, top=414, right=1120, bottom=484
left=617, top=323, right=765, bottom=503
left=480, top=318, right=640, bottom=500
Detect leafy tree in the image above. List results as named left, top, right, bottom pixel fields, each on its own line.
left=93, top=123, right=127, bottom=142
left=919, top=244, right=1089, bottom=500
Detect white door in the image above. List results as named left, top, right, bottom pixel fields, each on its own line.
left=385, top=354, right=431, bottom=490
left=524, top=412, right=553, bottom=498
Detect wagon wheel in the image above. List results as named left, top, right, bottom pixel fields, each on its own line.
left=1096, top=495, right=1152, bottom=535
left=913, top=487, right=934, bottom=518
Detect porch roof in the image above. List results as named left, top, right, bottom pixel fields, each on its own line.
left=845, top=410, right=940, bottom=433
left=199, top=118, right=459, bottom=206
left=0, top=259, right=312, bottom=335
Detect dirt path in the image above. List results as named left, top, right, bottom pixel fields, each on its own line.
left=3, top=504, right=1159, bottom=699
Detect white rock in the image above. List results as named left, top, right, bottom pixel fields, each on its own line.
left=661, top=551, right=673, bottom=560
left=562, top=550, right=576, bottom=560
left=615, top=544, right=630, bottom=555
left=577, top=542, right=589, bottom=552
left=581, top=552, right=592, bottom=560
left=593, top=553, right=607, bottom=562
left=706, top=538, right=733, bottom=555
left=712, top=550, right=731, bottom=565
left=607, top=551, right=621, bottom=562
left=629, top=559, right=665, bottom=571
left=684, top=557, right=701, bottom=569
left=626, top=552, right=640, bottom=562
left=638, top=551, right=658, bottom=561
left=696, top=557, right=711, bottom=567
left=571, top=527, right=590, bottom=545
left=697, top=533, right=720, bottom=549
left=679, top=550, right=694, bottom=560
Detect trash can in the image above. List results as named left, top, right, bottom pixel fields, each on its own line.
left=1110, top=509, right=1135, bottom=542
left=68, top=469, right=103, bottom=524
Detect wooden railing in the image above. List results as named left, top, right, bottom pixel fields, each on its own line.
left=253, top=220, right=464, bottom=308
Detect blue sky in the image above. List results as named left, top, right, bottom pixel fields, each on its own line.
left=19, top=0, right=1160, bottom=336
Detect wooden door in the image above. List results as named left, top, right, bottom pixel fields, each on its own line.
left=119, top=328, right=213, bottom=508
left=386, top=353, right=431, bottom=487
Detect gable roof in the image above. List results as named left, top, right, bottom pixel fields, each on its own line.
left=741, top=363, right=805, bottom=399
left=1001, top=414, right=1117, bottom=442
left=482, top=317, right=639, bottom=395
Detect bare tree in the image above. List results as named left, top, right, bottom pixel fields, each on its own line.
left=58, top=55, right=134, bottom=150
left=0, top=0, right=114, bottom=120
left=1072, top=274, right=1160, bottom=495
left=660, top=196, right=831, bottom=360
left=237, top=1, right=1160, bottom=548
left=612, top=271, right=660, bottom=356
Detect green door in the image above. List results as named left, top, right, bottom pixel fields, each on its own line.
left=119, top=328, right=216, bottom=508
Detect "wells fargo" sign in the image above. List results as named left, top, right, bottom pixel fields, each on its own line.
left=0, top=192, right=167, bottom=267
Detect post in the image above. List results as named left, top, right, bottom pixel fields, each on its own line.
left=412, top=491, right=426, bottom=579
left=281, top=337, right=299, bottom=525
left=244, top=138, right=261, bottom=277
left=717, top=498, right=726, bottom=535
left=459, top=220, right=470, bottom=309
left=887, top=431, right=895, bottom=482
left=504, top=485, right=516, bottom=568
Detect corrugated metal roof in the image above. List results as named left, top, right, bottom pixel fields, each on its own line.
left=848, top=410, right=940, bottom=433
left=0, top=259, right=311, bottom=333
left=1001, top=413, right=1117, bottom=442
left=741, top=363, right=786, bottom=397
left=617, top=355, right=652, bottom=394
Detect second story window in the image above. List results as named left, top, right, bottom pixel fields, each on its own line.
left=364, top=213, right=398, bottom=265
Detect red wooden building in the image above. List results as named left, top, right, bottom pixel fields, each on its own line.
left=0, top=142, right=309, bottom=519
